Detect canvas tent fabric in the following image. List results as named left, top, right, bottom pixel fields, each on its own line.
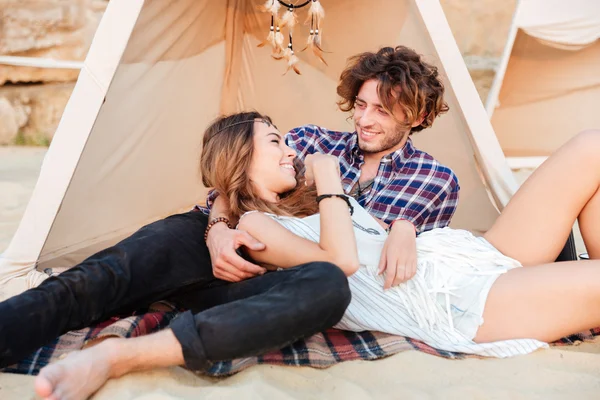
left=0, top=0, right=518, bottom=301
left=518, top=0, right=600, bottom=50
left=486, top=0, right=600, bottom=157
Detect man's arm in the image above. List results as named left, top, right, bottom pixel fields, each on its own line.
left=285, top=125, right=313, bottom=160
left=204, top=193, right=267, bottom=282
left=378, top=218, right=418, bottom=289
left=378, top=174, right=460, bottom=288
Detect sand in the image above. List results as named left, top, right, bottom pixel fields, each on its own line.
left=0, top=146, right=47, bottom=253
left=2, top=341, right=600, bottom=399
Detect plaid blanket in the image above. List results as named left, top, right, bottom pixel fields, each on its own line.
left=4, top=304, right=600, bottom=377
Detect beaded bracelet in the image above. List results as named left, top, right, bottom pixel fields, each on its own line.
left=316, top=194, right=354, bottom=215
left=204, top=217, right=233, bottom=241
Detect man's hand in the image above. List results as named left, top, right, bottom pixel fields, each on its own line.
left=378, top=220, right=417, bottom=289
left=206, top=222, right=267, bottom=282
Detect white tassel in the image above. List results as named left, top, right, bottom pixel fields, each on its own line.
left=280, top=7, right=297, bottom=29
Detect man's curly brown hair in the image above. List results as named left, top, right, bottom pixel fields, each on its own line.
left=337, top=46, right=449, bottom=134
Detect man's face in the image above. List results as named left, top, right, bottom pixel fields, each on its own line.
left=353, top=79, right=411, bottom=157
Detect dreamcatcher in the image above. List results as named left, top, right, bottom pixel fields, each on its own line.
left=258, top=0, right=327, bottom=75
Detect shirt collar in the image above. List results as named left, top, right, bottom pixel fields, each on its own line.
left=349, top=134, right=362, bottom=161
left=351, top=133, right=415, bottom=171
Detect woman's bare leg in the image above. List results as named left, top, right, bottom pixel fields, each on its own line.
left=484, top=129, right=600, bottom=265
left=34, top=329, right=183, bottom=400
left=474, top=260, right=600, bottom=343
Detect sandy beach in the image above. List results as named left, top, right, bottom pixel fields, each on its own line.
left=2, top=341, right=600, bottom=399
left=0, top=146, right=47, bottom=253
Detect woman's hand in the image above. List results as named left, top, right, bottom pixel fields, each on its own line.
left=304, top=153, right=340, bottom=187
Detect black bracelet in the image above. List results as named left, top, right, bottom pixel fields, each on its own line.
left=316, top=194, right=354, bottom=216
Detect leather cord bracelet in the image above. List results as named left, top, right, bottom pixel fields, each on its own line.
left=204, top=217, right=233, bottom=241
left=316, top=194, right=354, bottom=215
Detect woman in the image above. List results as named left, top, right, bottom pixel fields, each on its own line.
left=32, top=111, right=600, bottom=399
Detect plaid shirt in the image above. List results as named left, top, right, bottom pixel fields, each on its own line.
left=199, top=125, right=459, bottom=234
left=285, top=125, right=459, bottom=233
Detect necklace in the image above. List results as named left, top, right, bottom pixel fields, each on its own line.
left=356, top=178, right=375, bottom=198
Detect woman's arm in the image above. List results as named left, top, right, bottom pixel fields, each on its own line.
left=239, top=154, right=359, bottom=276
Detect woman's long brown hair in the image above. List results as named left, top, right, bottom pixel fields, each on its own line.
left=200, top=112, right=319, bottom=220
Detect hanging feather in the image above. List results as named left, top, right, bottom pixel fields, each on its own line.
left=272, top=25, right=285, bottom=57
left=300, top=26, right=328, bottom=65
left=283, top=48, right=301, bottom=75
left=313, top=28, right=328, bottom=63
left=304, top=0, right=325, bottom=26
left=258, top=26, right=276, bottom=48
left=258, top=0, right=280, bottom=16
left=301, top=28, right=314, bottom=49
left=312, top=37, right=328, bottom=65
left=280, top=7, right=297, bottom=29
left=272, top=38, right=288, bottom=60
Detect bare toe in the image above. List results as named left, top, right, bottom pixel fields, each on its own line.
left=34, top=373, right=53, bottom=398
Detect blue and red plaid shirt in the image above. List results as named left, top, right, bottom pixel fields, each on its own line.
left=199, top=125, right=459, bottom=234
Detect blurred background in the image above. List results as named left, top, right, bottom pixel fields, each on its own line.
left=0, top=0, right=513, bottom=147
left=0, top=0, right=596, bottom=253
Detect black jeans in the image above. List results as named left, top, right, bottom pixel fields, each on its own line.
left=0, top=211, right=351, bottom=370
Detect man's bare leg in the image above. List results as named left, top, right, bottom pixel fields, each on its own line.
left=34, top=329, right=184, bottom=400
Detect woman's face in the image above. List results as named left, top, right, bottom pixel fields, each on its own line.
left=248, top=120, right=298, bottom=202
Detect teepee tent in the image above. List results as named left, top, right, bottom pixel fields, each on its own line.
left=486, top=0, right=600, bottom=160
left=0, top=0, right=518, bottom=300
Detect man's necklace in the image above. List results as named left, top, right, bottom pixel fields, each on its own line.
left=356, top=178, right=375, bottom=197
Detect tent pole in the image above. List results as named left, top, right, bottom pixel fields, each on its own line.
left=484, top=0, right=522, bottom=118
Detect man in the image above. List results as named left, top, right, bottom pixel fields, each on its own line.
left=21, top=46, right=459, bottom=400
left=207, top=46, right=459, bottom=290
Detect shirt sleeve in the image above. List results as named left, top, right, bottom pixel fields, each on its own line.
left=194, top=189, right=218, bottom=216
left=419, top=177, right=460, bottom=232
left=285, top=125, right=312, bottom=161
left=285, top=124, right=335, bottom=161
left=390, top=172, right=460, bottom=234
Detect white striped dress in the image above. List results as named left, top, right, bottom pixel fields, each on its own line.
left=242, top=198, right=548, bottom=358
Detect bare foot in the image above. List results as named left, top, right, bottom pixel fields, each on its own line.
left=34, top=339, right=119, bottom=400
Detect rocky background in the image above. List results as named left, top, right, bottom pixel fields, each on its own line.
left=0, top=0, right=107, bottom=145
left=0, top=0, right=516, bottom=146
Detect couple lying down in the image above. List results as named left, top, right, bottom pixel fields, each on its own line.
left=1, top=47, right=599, bottom=400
